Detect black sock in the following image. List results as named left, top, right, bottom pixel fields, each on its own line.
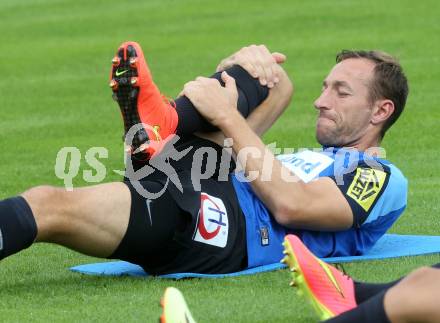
left=325, top=291, right=390, bottom=323
left=354, top=262, right=440, bottom=304
left=175, top=65, right=269, bottom=135
left=354, top=262, right=440, bottom=303
left=0, top=196, right=37, bottom=260
left=354, top=280, right=399, bottom=304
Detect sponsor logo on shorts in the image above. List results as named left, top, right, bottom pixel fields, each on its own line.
left=145, top=199, right=153, bottom=226
left=347, top=167, right=387, bottom=211
left=193, top=192, right=229, bottom=248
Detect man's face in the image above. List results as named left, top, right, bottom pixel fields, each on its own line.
left=314, top=58, right=376, bottom=147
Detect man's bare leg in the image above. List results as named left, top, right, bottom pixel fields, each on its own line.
left=384, top=266, right=440, bottom=323
left=21, top=182, right=130, bottom=258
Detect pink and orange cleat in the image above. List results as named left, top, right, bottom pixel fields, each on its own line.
left=281, top=234, right=357, bottom=320
left=160, top=287, right=196, bottom=323
left=110, top=41, right=178, bottom=159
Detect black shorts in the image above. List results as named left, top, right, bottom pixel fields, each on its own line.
left=110, top=135, right=248, bottom=275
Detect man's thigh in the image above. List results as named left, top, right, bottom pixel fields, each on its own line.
left=27, top=182, right=131, bottom=257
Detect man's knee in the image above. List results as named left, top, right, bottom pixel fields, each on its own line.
left=404, top=266, right=437, bottom=285
left=22, top=185, right=72, bottom=241
left=22, top=185, right=66, bottom=209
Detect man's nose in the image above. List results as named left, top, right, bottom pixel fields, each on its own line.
left=314, top=91, right=330, bottom=111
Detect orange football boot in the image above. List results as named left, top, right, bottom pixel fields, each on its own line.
left=281, top=234, right=357, bottom=320
left=110, top=41, right=178, bottom=159
left=160, top=287, right=196, bottom=323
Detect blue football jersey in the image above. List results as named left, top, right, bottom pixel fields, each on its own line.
left=232, top=148, right=407, bottom=268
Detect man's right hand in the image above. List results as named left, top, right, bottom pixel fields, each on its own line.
left=216, top=45, right=286, bottom=88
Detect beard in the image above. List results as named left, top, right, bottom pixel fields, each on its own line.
left=315, top=117, right=345, bottom=147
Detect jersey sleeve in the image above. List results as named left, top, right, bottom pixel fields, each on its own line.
left=328, top=163, right=391, bottom=228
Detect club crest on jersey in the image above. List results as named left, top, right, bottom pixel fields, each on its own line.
left=347, top=167, right=387, bottom=211
left=193, top=193, right=229, bottom=248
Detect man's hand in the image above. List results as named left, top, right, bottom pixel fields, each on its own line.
left=181, top=71, right=239, bottom=128
left=216, top=44, right=286, bottom=88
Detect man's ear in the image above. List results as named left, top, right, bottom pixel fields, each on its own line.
left=371, top=99, right=394, bottom=126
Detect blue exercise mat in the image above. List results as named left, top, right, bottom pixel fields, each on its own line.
left=70, top=234, right=440, bottom=279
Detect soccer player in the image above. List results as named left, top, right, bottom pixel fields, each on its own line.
left=0, top=42, right=408, bottom=276
left=159, top=235, right=440, bottom=323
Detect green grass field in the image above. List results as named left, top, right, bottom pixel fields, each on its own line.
left=1, top=0, right=440, bottom=321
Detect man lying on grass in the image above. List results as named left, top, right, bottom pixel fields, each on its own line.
left=0, top=42, right=408, bottom=275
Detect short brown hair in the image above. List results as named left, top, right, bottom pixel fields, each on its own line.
left=336, top=50, right=409, bottom=138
